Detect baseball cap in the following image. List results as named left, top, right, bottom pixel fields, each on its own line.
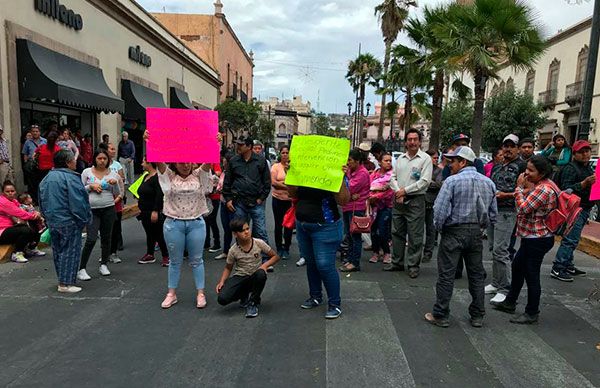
left=502, top=134, right=519, bottom=145
left=443, top=146, right=476, bottom=162
left=358, top=142, right=371, bottom=152
left=452, top=133, right=471, bottom=143
left=253, top=139, right=263, bottom=147
left=572, top=139, right=591, bottom=152
left=234, top=136, right=253, bottom=146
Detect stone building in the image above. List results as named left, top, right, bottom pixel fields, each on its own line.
left=259, top=96, right=312, bottom=148
left=153, top=0, right=254, bottom=103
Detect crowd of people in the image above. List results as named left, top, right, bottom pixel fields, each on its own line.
left=0, top=123, right=596, bottom=324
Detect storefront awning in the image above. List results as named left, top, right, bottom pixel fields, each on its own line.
left=16, top=39, right=124, bottom=114
left=122, top=80, right=166, bottom=121
left=170, top=87, right=195, bottom=109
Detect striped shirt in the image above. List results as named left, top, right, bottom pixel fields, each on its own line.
left=515, top=180, right=557, bottom=238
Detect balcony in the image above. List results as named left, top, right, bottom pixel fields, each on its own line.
left=538, top=89, right=557, bottom=108
left=565, top=81, right=583, bottom=106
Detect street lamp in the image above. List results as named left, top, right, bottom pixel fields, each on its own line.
left=347, top=102, right=352, bottom=116
left=366, top=102, right=371, bottom=117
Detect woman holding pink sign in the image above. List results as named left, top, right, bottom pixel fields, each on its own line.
left=144, top=130, right=218, bottom=310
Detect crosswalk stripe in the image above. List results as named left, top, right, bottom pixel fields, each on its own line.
left=453, top=291, right=595, bottom=388
left=326, top=280, right=416, bottom=388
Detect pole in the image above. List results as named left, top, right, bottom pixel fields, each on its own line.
left=352, top=43, right=362, bottom=148
left=577, top=0, right=600, bottom=140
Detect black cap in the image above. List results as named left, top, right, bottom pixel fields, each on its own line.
left=234, top=135, right=253, bottom=146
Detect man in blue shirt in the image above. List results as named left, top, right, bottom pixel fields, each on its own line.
left=118, top=131, right=136, bottom=186
left=425, top=146, right=497, bottom=328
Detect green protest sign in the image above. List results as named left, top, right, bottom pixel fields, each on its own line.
left=128, top=172, right=148, bottom=199
left=285, top=135, right=350, bottom=192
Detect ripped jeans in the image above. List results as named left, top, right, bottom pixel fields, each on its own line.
left=163, top=217, right=206, bottom=290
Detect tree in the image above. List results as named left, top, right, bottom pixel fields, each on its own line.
left=214, top=98, right=261, bottom=136
left=435, top=0, right=546, bottom=155
left=482, top=87, right=546, bottom=152
left=251, top=116, right=276, bottom=146
left=312, top=114, right=331, bottom=136
left=440, top=99, right=473, bottom=150
left=374, top=0, right=416, bottom=141
left=346, top=53, right=382, bottom=143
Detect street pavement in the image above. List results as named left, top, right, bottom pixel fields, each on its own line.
left=1, top=203, right=599, bottom=388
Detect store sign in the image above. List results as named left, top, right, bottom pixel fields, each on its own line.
left=34, top=0, right=83, bottom=31
left=129, top=45, right=152, bottom=67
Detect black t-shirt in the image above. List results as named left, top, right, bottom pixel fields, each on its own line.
left=137, top=174, right=164, bottom=213
left=296, top=187, right=340, bottom=223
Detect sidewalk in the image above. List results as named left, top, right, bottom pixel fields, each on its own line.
left=579, top=221, right=600, bottom=259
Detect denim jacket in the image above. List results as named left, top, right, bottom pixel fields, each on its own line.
left=39, top=168, right=92, bottom=228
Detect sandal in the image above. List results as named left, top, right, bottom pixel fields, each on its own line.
left=196, top=293, right=207, bottom=309
left=161, top=293, right=178, bottom=309
left=340, top=263, right=360, bottom=272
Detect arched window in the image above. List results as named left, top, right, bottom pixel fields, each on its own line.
left=525, top=70, right=535, bottom=95
left=547, top=58, right=560, bottom=92
left=576, top=45, right=589, bottom=82
left=506, top=77, right=514, bottom=90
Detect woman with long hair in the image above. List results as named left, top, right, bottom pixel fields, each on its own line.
left=368, top=153, right=394, bottom=264
left=57, top=128, right=80, bottom=161
left=32, top=131, right=60, bottom=201
left=491, top=155, right=557, bottom=324
left=78, top=149, right=120, bottom=280
left=541, top=134, right=571, bottom=176
left=271, top=145, right=293, bottom=259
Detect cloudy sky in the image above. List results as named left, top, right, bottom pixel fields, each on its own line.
left=138, top=0, right=595, bottom=114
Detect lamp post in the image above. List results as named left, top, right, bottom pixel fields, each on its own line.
left=577, top=0, right=600, bottom=140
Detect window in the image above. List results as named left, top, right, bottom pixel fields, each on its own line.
left=525, top=70, right=535, bottom=95
left=576, top=46, right=589, bottom=82
left=226, top=63, right=230, bottom=96
left=506, top=77, right=514, bottom=90
left=547, top=58, right=560, bottom=92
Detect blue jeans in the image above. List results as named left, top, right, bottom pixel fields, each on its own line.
left=371, top=207, right=391, bottom=254
left=233, top=201, right=270, bottom=260
left=553, top=208, right=590, bottom=270
left=163, top=217, right=206, bottom=290
left=342, top=211, right=364, bottom=268
left=296, top=219, right=343, bottom=307
left=220, top=203, right=233, bottom=253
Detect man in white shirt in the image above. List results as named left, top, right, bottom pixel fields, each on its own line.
left=384, top=128, right=432, bottom=278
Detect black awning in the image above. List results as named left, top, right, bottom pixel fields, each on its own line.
left=170, top=87, right=195, bottom=109
left=16, top=39, right=124, bottom=113
left=122, top=80, right=166, bottom=121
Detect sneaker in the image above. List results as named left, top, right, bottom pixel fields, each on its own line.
left=550, top=268, right=573, bottom=282
left=245, top=302, right=259, bottom=318
left=99, top=264, right=111, bottom=276
left=239, top=295, right=250, bottom=308
left=566, top=267, right=586, bottom=276
left=11, top=252, right=28, bottom=263
left=369, top=254, right=379, bottom=263
left=138, top=254, right=156, bottom=264
left=470, top=316, right=483, bottom=328
left=301, top=298, right=323, bottom=309
left=77, top=269, right=91, bottom=281
left=382, top=253, right=392, bottom=264
left=510, top=312, right=538, bottom=325
left=208, top=245, right=222, bottom=253
left=161, top=293, right=178, bottom=309
left=491, top=299, right=516, bottom=314
left=25, top=248, right=46, bottom=257
left=490, top=293, right=506, bottom=303
left=296, top=257, right=306, bottom=267
left=484, top=284, right=498, bottom=294
left=109, top=254, right=122, bottom=264
left=267, top=266, right=274, bottom=273
left=325, top=306, right=342, bottom=319
left=57, top=285, right=82, bottom=293
left=161, top=257, right=170, bottom=267
left=215, top=253, right=227, bottom=260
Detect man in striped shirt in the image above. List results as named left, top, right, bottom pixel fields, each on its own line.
left=425, top=146, right=497, bottom=328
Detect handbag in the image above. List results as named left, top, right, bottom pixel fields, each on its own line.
left=282, top=200, right=297, bottom=229
left=349, top=201, right=372, bottom=234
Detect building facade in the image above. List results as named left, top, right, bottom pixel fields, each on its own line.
left=0, top=0, right=220, bottom=187
left=153, top=1, right=254, bottom=103
left=259, top=96, right=312, bottom=148
left=488, top=17, right=600, bottom=154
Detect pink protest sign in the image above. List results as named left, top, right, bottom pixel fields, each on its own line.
left=590, top=161, right=600, bottom=201
left=146, top=108, right=219, bottom=163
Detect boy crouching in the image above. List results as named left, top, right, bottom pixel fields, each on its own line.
left=216, top=218, right=280, bottom=318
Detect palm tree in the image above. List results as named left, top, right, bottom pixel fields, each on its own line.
left=346, top=53, right=382, bottom=143
left=436, top=0, right=546, bottom=154
left=374, top=0, right=417, bottom=141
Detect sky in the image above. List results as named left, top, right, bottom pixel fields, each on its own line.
left=138, top=0, right=595, bottom=114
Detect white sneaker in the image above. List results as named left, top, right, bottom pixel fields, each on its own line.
left=296, top=257, right=306, bottom=267
left=77, top=269, right=91, bottom=281
left=214, top=253, right=227, bottom=260
left=25, top=248, right=46, bottom=257
left=99, top=264, right=111, bottom=276
left=11, top=252, right=28, bottom=263
left=109, top=254, right=122, bottom=264
left=57, top=285, right=82, bottom=293
left=490, top=293, right=506, bottom=303
left=484, top=284, right=498, bottom=294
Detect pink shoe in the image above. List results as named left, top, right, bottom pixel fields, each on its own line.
left=382, top=253, right=392, bottom=264
left=196, top=293, right=207, bottom=309
left=369, top=254, right=379, bottom=263
left=161, top=293, right=178, bottom=309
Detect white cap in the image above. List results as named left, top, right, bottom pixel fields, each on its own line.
left=358, top=142, right=371, bottom=152
left=502, top=134, right=519, bottom=145
left=443, top=146, right=476, bottom=162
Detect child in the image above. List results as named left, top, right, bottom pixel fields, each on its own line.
left=215, top=218, right=280, bottom=318
left=17, top=193, right=46, bottom=233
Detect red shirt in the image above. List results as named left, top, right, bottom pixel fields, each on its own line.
left=80, top=139, right=93, bottom=164
left=209, top=163, right=222, bottom=201
left=515, top=179, right=557, bottom=238
left=36, top=144, right=61, bottom=170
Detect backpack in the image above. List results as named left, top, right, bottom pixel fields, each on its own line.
left=544, top=181, right=582, bottom=236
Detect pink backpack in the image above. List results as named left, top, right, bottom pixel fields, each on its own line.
left=544, top=181, right=582, bottom=236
